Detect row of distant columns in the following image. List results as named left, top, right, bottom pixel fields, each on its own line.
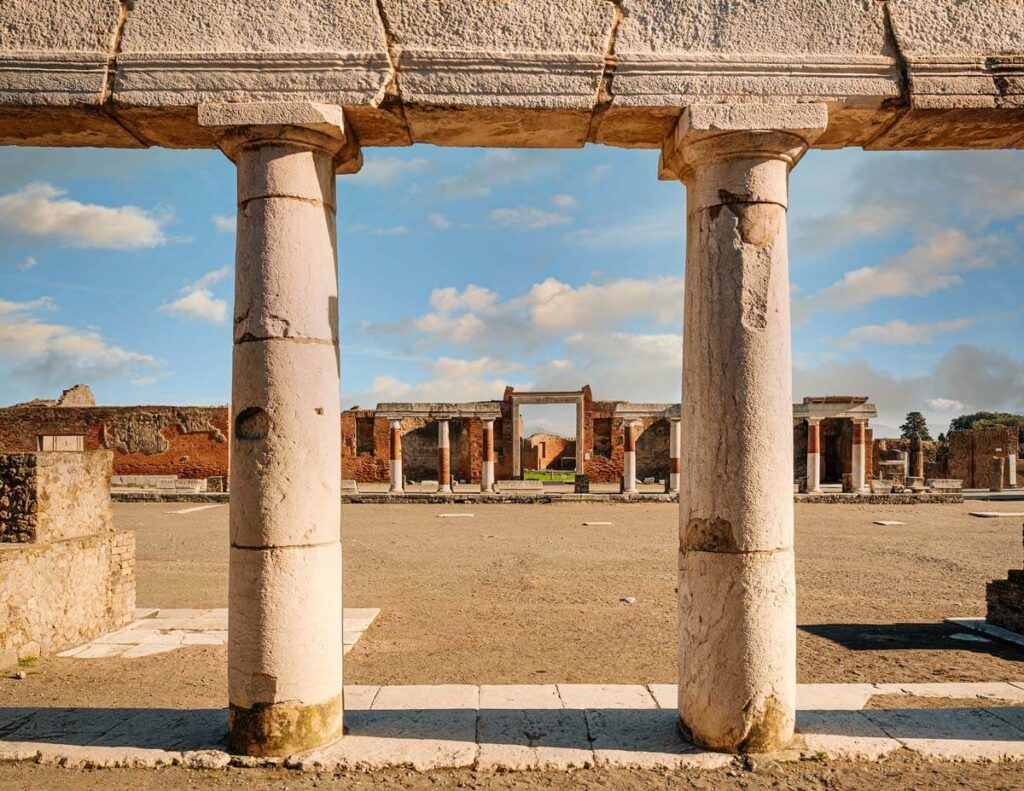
left=621, top=418, right=681, bottom=495
left=804, top=418, right=868, bottom=494
left=387, top=417, right=497, bottom=494
left=215, top=100, right=827, bottom=758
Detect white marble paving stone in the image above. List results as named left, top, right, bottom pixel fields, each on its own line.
left=71, top=644, right=128, bottom=659
left=344, top=686, right=380, bottom=711
left=872, top=682, right=1024, bottom=702
left=4, top=707, right=128, bottom=744
left=646, top=684, right=676, bottom=709
left=372, top=685, right=479, bottom=711
left=797, top=683, right=877, bottom=711
left=90, top=708, right=227, bottom=752
left=863, top=707, right=1024, bottom=762
left=586, top=708, right=733, bottom=770
left=480, top=684, right=561, bottom=710
left=985, top=707, right=1024, bottom=734
left=557, top=684, right=655, bottom=710
left=120, top=644, right=176, bottom=659
left=796, top=710, right=902, bottom=760
left=477, top=708, right=593, bottom=770
left=181, top=633, right=225, bottom=646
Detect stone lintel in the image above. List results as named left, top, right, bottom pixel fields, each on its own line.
left=612, top=403, right=679, bottom=421
left=199, top=102, right=362, bottom=174
left=793, top=401, right=878, bottom=422
left=376, top=402, right=501, bottom=421
left=658, top=102, right=829, bottom=181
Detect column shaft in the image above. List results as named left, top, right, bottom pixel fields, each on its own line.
left=806, top=420, right=821, bottom=494
left=482, top=419, right=495, bottom=492
left=390, top=420, right=404, bottom=493
left=622, top=421, right=638, bottom=494
left=852, top=420, right=866, bottom=492
left=669, top=419, right=682, bottom=494
left=225, top=128, right=346, bottom=756
left=438, top=420, right=451, bottom=493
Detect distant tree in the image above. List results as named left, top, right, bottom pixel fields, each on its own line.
left=900, top=412, right=932, bottom=441
left=948, top=411, right=1024, bottom=445
left=937, top=432, right=946, bottom=444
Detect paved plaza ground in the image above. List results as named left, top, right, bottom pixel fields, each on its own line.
left=1, top=500, right=1023, bottom=788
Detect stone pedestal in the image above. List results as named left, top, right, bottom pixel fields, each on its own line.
left=660, top=103, right=827, bottom=754
left=204, top=103, right=359, bottom=758
left=987, top=525, right=1024, bottom=634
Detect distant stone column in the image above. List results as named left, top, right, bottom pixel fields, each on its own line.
left=389, top=420, right=404, bottom=494
left=851, top=420, right=867, bottom=493
left=202, top=102, right=361, bottom=757
left=660, top=103, right=827, bottom=753
left=622, top=420, right=639, bottom=494
left=669, top=418, right=682, bottom=494
left=1009, top=455, right=1018, bottom=489
left=438, top=419, right=452, bottom=493
left=806, top=419, right=821, bottom=494
left=481, top=418, right=496, bottom=493
left=991, top=456, right=1005, bottom=493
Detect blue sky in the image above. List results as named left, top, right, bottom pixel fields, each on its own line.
left=0, top=142, right=1022, bottom=438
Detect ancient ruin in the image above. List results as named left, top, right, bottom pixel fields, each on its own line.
left=2, top=0, right=1024, bottom=760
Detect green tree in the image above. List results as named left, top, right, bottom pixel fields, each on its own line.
left=947, top=411, right=1024, bottom=444
left=900, top=411, right=932, bottom=441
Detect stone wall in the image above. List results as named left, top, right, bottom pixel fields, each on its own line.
left=948, top=428, right=1020, bottom=489
left=0, top=451, right=135, bottom=670
left=0, top=405, right=229, bottom=480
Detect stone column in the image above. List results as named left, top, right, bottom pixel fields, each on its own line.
left=852, top=420, right=867, bottom=493
left=669, top=418, right=682, bottom=494
left=481, top=418, right=496, bottom=493
left=438, top=419, right=451, bottom=493
left=991, top=456, right=1005, bottom=493
left=622, top=420, right=638, bottom=494
left=660, top=103, right=827, bottom=753
left=389, top=420, right=404, bottom=494
left=201, top=102, right=360, bottom=758
left=806, top=419, right=821, bottom=494
left=1009, top=455, right=1018, bottom=488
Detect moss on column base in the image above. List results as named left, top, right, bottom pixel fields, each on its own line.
left=229, top=691, right=344, bottom=757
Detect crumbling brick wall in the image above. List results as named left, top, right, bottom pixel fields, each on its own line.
left=949, top=428, right=1020, bottom=488
left=0, top=451, right=134, bottom=670
left=0, top=405, right=228, bottom=480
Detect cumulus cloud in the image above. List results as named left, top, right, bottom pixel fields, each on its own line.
left=160, top=266, right=230, bottom=324
left=0, top=296, right=157, bottom=389
left=345, top=356, right=523, bottom=406
left=0, top=183, right=169, bottom=249
left=835, top=317, right=974, bottom=349
left=428, top=212, right=452, bottom=230
left=488, top=206, right=572, bottom=230
left=211, top=214, right=235, bottom=233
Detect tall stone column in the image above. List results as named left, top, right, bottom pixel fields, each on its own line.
left=481, top=418, right=496, bottom=493
left=669, top=418, right=682, bottom=494
left=389, top=420, right=404, bottom=494
left=806, top=419, right=821, bottom=494
left=660, top=103, right=827, bottom=753
left=201, top=102, right=360, bottom=757
left=622, top=420, right=638, bottom=494
left=851, top=420, right=867, bottom=493
left=438, top=419, right=452, bottom=493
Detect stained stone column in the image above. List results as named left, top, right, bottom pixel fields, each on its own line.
left=438, top=419, right=452, bottom=493
left=622, top=420, right=639, bottom=494
left=202, top=103, right=360, bottom=758
left=660, top=103, right=827, bottom=753
left=389, top=420, right=404, bottom=494
left=481, top=418, right=496, bottom=493
left=669, top=418, right=682, bottom=494
left=806, top=419, right=821, bottom=494
left=852, top=420, right=867, bottom=493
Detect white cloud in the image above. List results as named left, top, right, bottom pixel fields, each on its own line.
left=551, top=194, right=578, bottom=209
left=211, top=214, right=235, bottom=233
left=836, top=317, right=974, bottom=349
left=346, top=356, right=523, bottom=406
left=925, top=397, right=967, bottom=414
left=373, top=226, right=409, bottom=237
left=0, top=183, right=169, bottom=249
left=588, top=164, right=611, bottom=184
left=428, top=151, right=562, bottom=202
left=564, top=205, right=683, bottom=250
left=489, top=207, right=572, bottom=231
left=160, top=267, right=230, bottom=324
left=428, top=212, right=452, bottom=230
left=353, top=157, right=433, bottom=187
left=0, top=296, right=157, bottom=388
left=16, top=256, right=37, bottom=271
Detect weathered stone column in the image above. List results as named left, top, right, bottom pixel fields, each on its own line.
left=991, top=456, right=1005, bottom=493
left=852, top=420, right=867, bottom=493
left=481, top=418, right=496, bottom=493
left=669, top=418, right=682, bottom=494
left=660, top=103, right=827, bottom=753
left=438, top=419, right=451, bottom=493
left=622, top=420, right=639, bottom=494
left=389, top=420, right=404, bottom=494
left=201, top=102, right=360, bottom=758
left=806, top=419, right=821, bottom=494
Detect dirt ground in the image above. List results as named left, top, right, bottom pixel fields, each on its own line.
left=2, top=499, right=1023, bottom=789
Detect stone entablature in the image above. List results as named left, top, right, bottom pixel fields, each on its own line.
left=0, top=451, right=135, bottom=670
left=792, top=396, right=878, bottom=422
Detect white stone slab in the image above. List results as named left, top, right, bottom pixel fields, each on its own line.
left=871, top=682, right=1024, bottom=702
left=168, top=505, right=222, bottom=515
left=181, top=633, right=225, bottom=646
left=586, top=708, right=733, bottom=770
left=71, top=644, right=128, bottom=659
left=480, top=684, right=561, bottom=710
left=90, top=708, right=227, bottom=751
left=969, top=512, right=1024, bottom=518
left=477, top=708, right=593, bottom=770
left=945, top=618, right=1024, bottom=649
left=797, top=683, right=877, bottom=711
left=873, top=520, right=905, bottom=526
left=646, top=684, right=676, bottom=709
left=557, top=684, right=655, bottom=710
left=438, top=513, right=474, bottom=518
left=796, top=710, right=902, bottom=760
left=863, top=707, right=1024, bottom=761
left=372, top=685, right=479, bottom=711
left=343, top=686, right=380, bottom=711
left=120, top=644, right=176, bottom=659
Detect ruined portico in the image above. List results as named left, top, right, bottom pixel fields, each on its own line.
left=793, top=397, right=878, bottom=494
left=3, top=0, right=1024, bottom=761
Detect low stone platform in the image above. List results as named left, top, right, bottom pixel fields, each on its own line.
left=1, top=682, right=1022, bottom=771
left=53, top=608, right=378, bottom=660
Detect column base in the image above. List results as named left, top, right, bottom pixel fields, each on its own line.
left=438, top=486, right=452, bottom=494
left=389, top=487, right=405, bottom=495
left=228, top=691, right=344, bottom=757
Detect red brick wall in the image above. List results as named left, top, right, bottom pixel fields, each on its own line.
left=0, top=406, right=228, bottom=479
left=949, top=428, right=1019, bottom=488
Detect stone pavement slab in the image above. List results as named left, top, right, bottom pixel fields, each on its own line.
left=372, top=684, right=479, bottom=710
left=798, top=683, right=878, bottom=711
left=647, top=683, right=676, bottom=709
left=872, top=682, right=1024, bottom=702
left=480, top=684, right=561, bottom=709
left=557, top=684, right=655, bottom=709
left=344, top=686, right=380, bottom=711
left=477, top=708, right=593, bottom=770
left=863, top=707, right=1024, bottom=762
left=796, top=710, right=902, bottom=760
left=586, top=708, right=733, bottom=770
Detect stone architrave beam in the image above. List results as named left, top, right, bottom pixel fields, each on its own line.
left=661, top=102, right=828, bottom=754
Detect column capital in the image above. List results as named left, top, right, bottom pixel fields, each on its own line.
left=200, top=102, right=362, bottom=174
left=389, top=419, right=403, bottom=430
left=658, top=103, right=828, bottom=185
left=806, top=418, right=821, bottom=427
